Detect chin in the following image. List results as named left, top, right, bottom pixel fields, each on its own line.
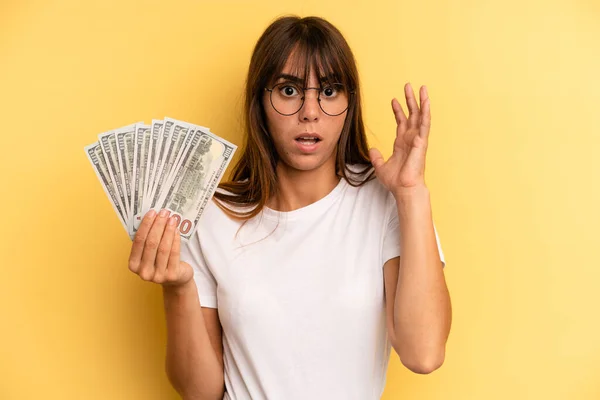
left=281, top=154, right=334, bottom=173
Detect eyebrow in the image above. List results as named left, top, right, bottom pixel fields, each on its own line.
left=274, top=73, right=337, bottom=84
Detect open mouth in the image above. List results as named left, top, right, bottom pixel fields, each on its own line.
left=295, top=137, right=322, bottom=145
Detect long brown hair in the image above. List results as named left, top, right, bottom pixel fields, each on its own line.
left=214, top=15, right=375, bottom=220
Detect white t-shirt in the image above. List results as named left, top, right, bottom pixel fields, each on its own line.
left=180, top=167, right=446, bottom=400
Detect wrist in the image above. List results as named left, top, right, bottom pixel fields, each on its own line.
left=394, top=185, right=432, bottom=225
left=393, top=184, right=430, bottom=202
left=162, top=278, right=196, bottom=296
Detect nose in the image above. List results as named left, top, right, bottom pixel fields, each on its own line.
left=298, top=88, right=320, bottom=121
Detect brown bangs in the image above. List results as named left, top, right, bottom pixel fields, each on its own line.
left=264, top=27, right=354, bottom=92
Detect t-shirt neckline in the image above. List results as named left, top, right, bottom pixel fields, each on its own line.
left=261, top=177, right=348, bottom=221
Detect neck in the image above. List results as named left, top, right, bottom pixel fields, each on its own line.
left=268, top=159, right=340, bottom=212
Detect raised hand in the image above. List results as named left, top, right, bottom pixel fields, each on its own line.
left=369, top=83, right=432, bottom=197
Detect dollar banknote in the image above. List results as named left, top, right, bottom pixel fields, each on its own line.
left=153, top=127, right=236, bottom=242
left=84, top=117, right=236, bottom=240
left=99, top=130, right=130, bottom=221
left=144, top=120, right=164, bottom=208
left=115, top=123, right=140, bottom=230
left=84, top=142, right=128, bottom=232
left=147, top=118, right=173, bottom=199
left=130, top=124, right=152, bottom=234
left=142, top=118, right=208, bottom=222
left=140, top=118, right=211, bottom=219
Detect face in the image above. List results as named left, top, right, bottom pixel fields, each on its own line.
left=262, top=57, right=348, bottom=174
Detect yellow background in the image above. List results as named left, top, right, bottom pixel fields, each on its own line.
left=1, top=0, right=599, bottom=399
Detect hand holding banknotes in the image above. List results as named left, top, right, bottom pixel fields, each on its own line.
left=128, top=208, right=193, bottom=287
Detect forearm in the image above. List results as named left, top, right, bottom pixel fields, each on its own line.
left=393, top=186, right=452, bottom=373
left=163, top=280, right=224, bottom=400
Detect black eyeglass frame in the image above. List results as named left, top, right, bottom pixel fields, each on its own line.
left=264, top=82, right=356, bottom=116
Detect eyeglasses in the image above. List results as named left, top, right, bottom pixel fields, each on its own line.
left=264, top=82, right=354, bottom=116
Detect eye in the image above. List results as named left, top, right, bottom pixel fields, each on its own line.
left=321, top=85, right=338, bottom=98
left=278, top=83, right=301, bottom=97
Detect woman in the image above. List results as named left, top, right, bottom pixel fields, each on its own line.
left=128, top=15, right=451, bottom=400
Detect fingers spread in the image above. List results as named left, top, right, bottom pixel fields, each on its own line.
left=419, top=86, right=431, bottom=137
left=419, top=85, right=429, bottom=108
left=392, top=98, right=407, bottom=127
left=404, top=83, right=421, bottom=130
left=420, top=99, right=431, bottom=136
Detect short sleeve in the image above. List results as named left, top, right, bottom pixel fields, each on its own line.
left=180, top=234, right=218, bottom=308
left=381, top=194, right=446, bottom=268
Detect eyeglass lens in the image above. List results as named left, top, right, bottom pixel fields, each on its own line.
left=270, top=82, right=349, bottom=116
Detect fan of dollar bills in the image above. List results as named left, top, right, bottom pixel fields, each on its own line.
left=84, top=117, right=237, bottom=242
